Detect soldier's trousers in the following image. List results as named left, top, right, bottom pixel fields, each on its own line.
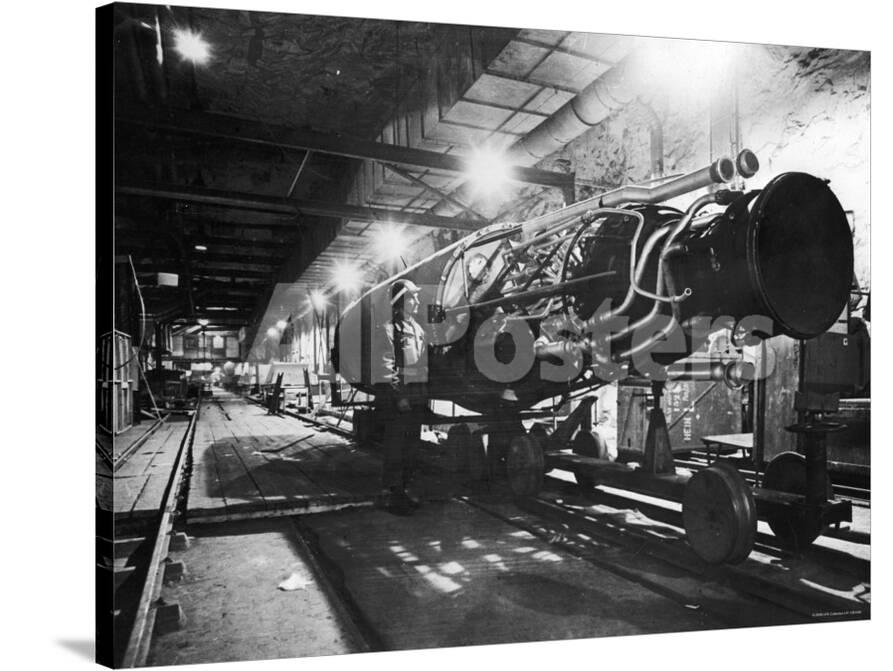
left=380, top=402, right=422, bottom=490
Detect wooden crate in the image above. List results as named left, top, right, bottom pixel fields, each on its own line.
left=617, top=378, right=742, bottom=460
left=98, top=330, right=134, bottom=434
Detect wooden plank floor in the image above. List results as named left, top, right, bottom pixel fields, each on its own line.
left=108, top=420, right=162, bottom=461
left=113, top=417, right=191, bottom=521
left=186, top=391, right=384, bottom=524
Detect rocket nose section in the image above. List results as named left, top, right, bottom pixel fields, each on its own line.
left=747, top=172, right=854, bottom=339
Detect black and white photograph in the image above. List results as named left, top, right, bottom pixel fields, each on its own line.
left=84, top=0, right=881, bottom=668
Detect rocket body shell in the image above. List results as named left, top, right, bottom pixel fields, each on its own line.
left=331, top=173, right=853, bottom=414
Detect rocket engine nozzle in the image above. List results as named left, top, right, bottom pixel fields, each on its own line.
left=562, top=171, right=853, bottom=345
left=669, top=171, right=853, bottom=340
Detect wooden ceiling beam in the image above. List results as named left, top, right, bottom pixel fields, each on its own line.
left=194, top=310, right=253, bottom=319
left=117, top=107, right=575, bottom=190
left=176, top=209, right=302, bottom=229
left=187, top=317, right=250, bottom=325
left=117, top=183, right=482, bottom=231
left=127, top=249, right=288, bottom=266
left=191, top=260, right=277, bottom=274
left=129, top=246, right=285, bottom=265
left=194, top=287, right=266, bottom=299
left=118, top=230, right=298, bottom=251
left=139, top=263, right=274, bottom=280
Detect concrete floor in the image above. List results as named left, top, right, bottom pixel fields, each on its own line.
left=144, top=394, right=868, bottom=665
left=299, top=499, right=721, bottom=651
left=148, top=518, right=362, bottom=666
left=148, top=499, right=723, bottom=666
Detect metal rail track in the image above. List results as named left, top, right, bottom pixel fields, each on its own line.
left=117, top=405, right=199, bottom=668
left=283, top=405, right=870, bottom=543
left=542, top=475, right=869, bottom=579
left=459, top=495, right=802, bottom=628
left=278, top=405, right=869, bottom=625
left=464, top=484, right=869, bottom=626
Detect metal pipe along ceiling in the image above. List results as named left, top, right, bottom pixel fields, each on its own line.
left=506, top=51, right=644, bottom=165
left=429, top=50, right=648, bottom=217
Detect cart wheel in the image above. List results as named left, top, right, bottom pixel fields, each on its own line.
left=487, top=422, right=525, bottom=479
left=683, top=461, right=757, bottom=564
left=528, top=424, right=552, bottom=473
left=762, top=451, right=832, bottom=551
left=506, top=434, right=545, bottom=497
left=571, top=431, right=607, bottom=489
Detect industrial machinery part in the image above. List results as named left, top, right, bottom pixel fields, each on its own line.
left=443, top=423, right=488, bottom=485
left=758, top=391, right=852, bottom=552
left=506, top=434, right=546, bottom=496
left=331, top=150, right=855, bottom=564
left=486, top=420, right=527, bottom=478
left=334, top=152, right=853, bottom=414
left=570, top=430, right=608, bottom=489
left=682, top=461, right=757, bottom=564
left=762, top=451, right=833, bottom=550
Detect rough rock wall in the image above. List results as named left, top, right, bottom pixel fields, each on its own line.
left=393, top=42, right=871, bottom=305
left=735, top=46, right=870, bottom=289
left=498, top=43, right=869, bottom=288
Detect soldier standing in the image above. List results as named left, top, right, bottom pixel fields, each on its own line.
left=375, top=278, right=427, bottom=515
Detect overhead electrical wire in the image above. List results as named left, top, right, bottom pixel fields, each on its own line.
left=104, top=256, right=164, bottom=419
left=110, top=255, right=147, bottom=371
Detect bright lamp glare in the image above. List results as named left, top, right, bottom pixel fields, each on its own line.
left=332, top=261, right=363, bottom=293
left=197, top=318, right=209, bottom=326
left=173, top=28, right=211, bottom=66
left=276, top=319, right=288, bottom=330
left=309, top=290, right=328, bottom=311
left=636, top=39, right=738, bottom=104
left=266, top=326, right=280, bottom=339
left=465, top=147, right=511, bottom=200
left=373, top=224, right=408, bottom=262
left=154, top=15, right=164, bottom=66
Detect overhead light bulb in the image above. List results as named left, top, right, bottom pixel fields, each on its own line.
left=332, top=261, right=363, bottom=293
left=276, top=319, right=288, bottom=330
left=197, top=318, right=209, bottom=326
left=309, top=290, right=328, bottom=312
left=465, top=146, right=511, bottom=201
left=634, top=39, right=740, bottom=106
left=194, top=244, right=208, bottom=252
left=266, top=326, right=279, bottom=339
left=373, top=223, right=408, bottom=263
left=172, top=28, right=212, bottom=66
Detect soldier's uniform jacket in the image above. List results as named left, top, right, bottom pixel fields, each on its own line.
left=376, top=316, right=427, bottom=393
